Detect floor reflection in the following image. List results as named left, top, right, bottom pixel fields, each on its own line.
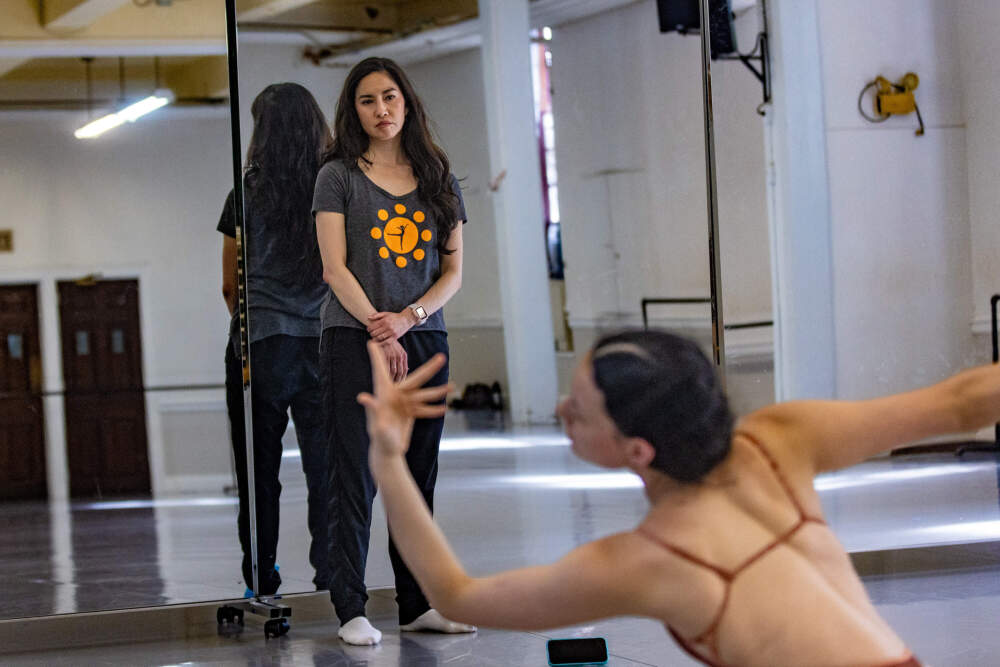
left=1, top=414, right=998, bottom=621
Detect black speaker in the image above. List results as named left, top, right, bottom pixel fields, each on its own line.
left=656, top=0, right=737, bottom=59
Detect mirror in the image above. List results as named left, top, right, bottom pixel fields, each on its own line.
left=767, top=0, right=1000, bottom=556
left=228, top=0, right=751, bottom=603
left=228, top=0, right=999, bottom=624
left=711, top=3, right=774, bottom=415
left=0, top=0, right=244, bottom=618
left=3, top=0, right=994, bottom=635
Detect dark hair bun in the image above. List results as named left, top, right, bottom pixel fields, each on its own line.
left=592, top=331, right=733, bottom=483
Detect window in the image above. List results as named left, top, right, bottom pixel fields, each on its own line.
left=530, top=28, right=564, bottom=279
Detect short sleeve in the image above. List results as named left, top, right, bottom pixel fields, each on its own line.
left=217, top=189, right=236, bottom=238
left=312, top=161, right=349, bottom=216
left=449, top=174, right=468, bottom=225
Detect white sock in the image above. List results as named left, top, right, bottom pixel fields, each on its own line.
left=338, top=616, right=382, bottom=645
left=399, top=609, right=477, bottom=634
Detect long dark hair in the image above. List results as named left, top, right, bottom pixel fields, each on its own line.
left=244, top=82, right=332, bottom=282
left=592, top=331, right=734, bottom=483
left=325, top=57, right=460, bottom=253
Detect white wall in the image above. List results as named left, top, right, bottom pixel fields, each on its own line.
left=234, top=39, right=346, bottom=158
left=406, top=48, right=504, bottom=328
left=956, top=1, right=1000, bottom=334
left=816, top=0, right=980, bottom=398
left=0, top=109, right=234, bottom=497
left=407, top=48, right=510, bottom=394
left=549, top=1, right=772, bottom=347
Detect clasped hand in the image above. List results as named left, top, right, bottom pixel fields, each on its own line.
left=368, top=311, right=413, bottom=343
left=367, top=311, right=415, bottom=382
left=357, top=340, right=451, bottom=459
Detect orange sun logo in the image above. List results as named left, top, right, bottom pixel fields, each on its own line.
left=370, top=203, right=433, bottom=268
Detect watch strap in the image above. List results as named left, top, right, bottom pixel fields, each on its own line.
left=408, top=303, right=428, bottom=325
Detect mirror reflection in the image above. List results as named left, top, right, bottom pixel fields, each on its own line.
left=231, top=0, right=999, bottom=609
left=3, top=3, right=997, bottom=664
left=227, top=0, right=1000, bottom=661
left=0, top=0, right=241, bottom=618
left=220, top=80, right=332, bottom=599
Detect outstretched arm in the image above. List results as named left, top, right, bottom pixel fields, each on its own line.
left=359, top=342, right=641, bottom=630
left=745, top=362, right=1000, bottom=473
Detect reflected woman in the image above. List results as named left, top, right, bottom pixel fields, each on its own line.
left=313, top=56, right=472, bottom=645
left=219, top=82, right=332, bottom=597
left=353, top=329, right=1000, bottom=665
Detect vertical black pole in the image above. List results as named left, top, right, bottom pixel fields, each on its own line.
left=224, top=0, right=259, bottom=598
left=992, top=294, right=998, bottom=444
left=699, top=0, right=727, bottom=387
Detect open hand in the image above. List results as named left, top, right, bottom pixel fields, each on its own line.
left=357, top=341, right=451, bottom=458
left=368, top=311, right=414, bottom=343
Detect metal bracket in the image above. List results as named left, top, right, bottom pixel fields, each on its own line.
left=217, top=597, right=292, bottom=639
left=716, top=31, right=771, bottom=115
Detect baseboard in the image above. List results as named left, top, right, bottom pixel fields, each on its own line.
left=0, top=588, right=398, bottom=655
left=159, top=474, right=235, bottom=496
left=972, top=314, right=995, bottom=335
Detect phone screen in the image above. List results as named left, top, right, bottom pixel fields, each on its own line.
left=547, top=638, right=609, bottom=665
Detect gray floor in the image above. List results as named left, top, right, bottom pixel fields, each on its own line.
left=3, top=408, right=1000, bottom=664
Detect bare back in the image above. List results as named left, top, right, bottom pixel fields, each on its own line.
left=631, top=429, right=911, bottom=666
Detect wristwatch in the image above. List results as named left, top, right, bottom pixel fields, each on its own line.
left=408, top=303, right=428, bottom=325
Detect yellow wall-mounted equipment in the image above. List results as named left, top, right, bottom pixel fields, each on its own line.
left=858, top=72, right=924, bottom=136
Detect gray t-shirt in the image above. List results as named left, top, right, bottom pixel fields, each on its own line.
left=312, top=159, right=466, bottom=333
left=218, top=190, right=326, bottom=346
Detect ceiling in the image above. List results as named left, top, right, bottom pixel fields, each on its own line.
left=0, top=0, right=753, bottom=109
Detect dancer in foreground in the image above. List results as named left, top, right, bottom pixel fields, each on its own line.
left=360, top=329, right=1000, bottom=665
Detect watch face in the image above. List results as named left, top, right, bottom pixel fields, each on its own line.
left=415, top=306, right=427, bottom=320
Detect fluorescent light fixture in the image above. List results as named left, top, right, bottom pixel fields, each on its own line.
left=73, top=113, right=126, bottom=139
left=74, top=89, right=174, bottom=139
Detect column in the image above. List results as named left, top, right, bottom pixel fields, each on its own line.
left=764, top=0, right=837, bottom=400
left=478, top=0, right=558, bottom=423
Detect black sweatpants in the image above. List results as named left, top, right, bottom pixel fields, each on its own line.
left=225, top=335, right=329, bottom=595
left=322, top=326, right=448, bottom=625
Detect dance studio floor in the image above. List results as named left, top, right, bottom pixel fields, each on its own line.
left=3, top=411, right=1000, bottom=665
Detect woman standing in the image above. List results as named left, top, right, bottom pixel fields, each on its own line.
left=313, top=57, right=473, bottom=645
left=219, top=82, right=332, bottom=597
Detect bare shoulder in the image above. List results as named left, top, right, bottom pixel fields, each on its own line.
left=565, top=532, right=675, bottom=601
left=732, top=407, right=819, bottom=477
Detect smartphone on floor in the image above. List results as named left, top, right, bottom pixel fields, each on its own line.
left=547, top=637, right=609, bottom=666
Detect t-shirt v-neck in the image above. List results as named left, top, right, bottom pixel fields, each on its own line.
left=357, top=166, right=418, bottom=199
left=312, top=158, right=467, bottom=333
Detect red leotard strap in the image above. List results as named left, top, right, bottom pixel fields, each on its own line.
left=639, top=430, right=830, bottom=664
left=732, top=429, right=826, bottom=525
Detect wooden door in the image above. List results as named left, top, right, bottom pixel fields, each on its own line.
left=58, top=279, right=150, bottom=498
left=0, top=285, right=47, bottom=500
